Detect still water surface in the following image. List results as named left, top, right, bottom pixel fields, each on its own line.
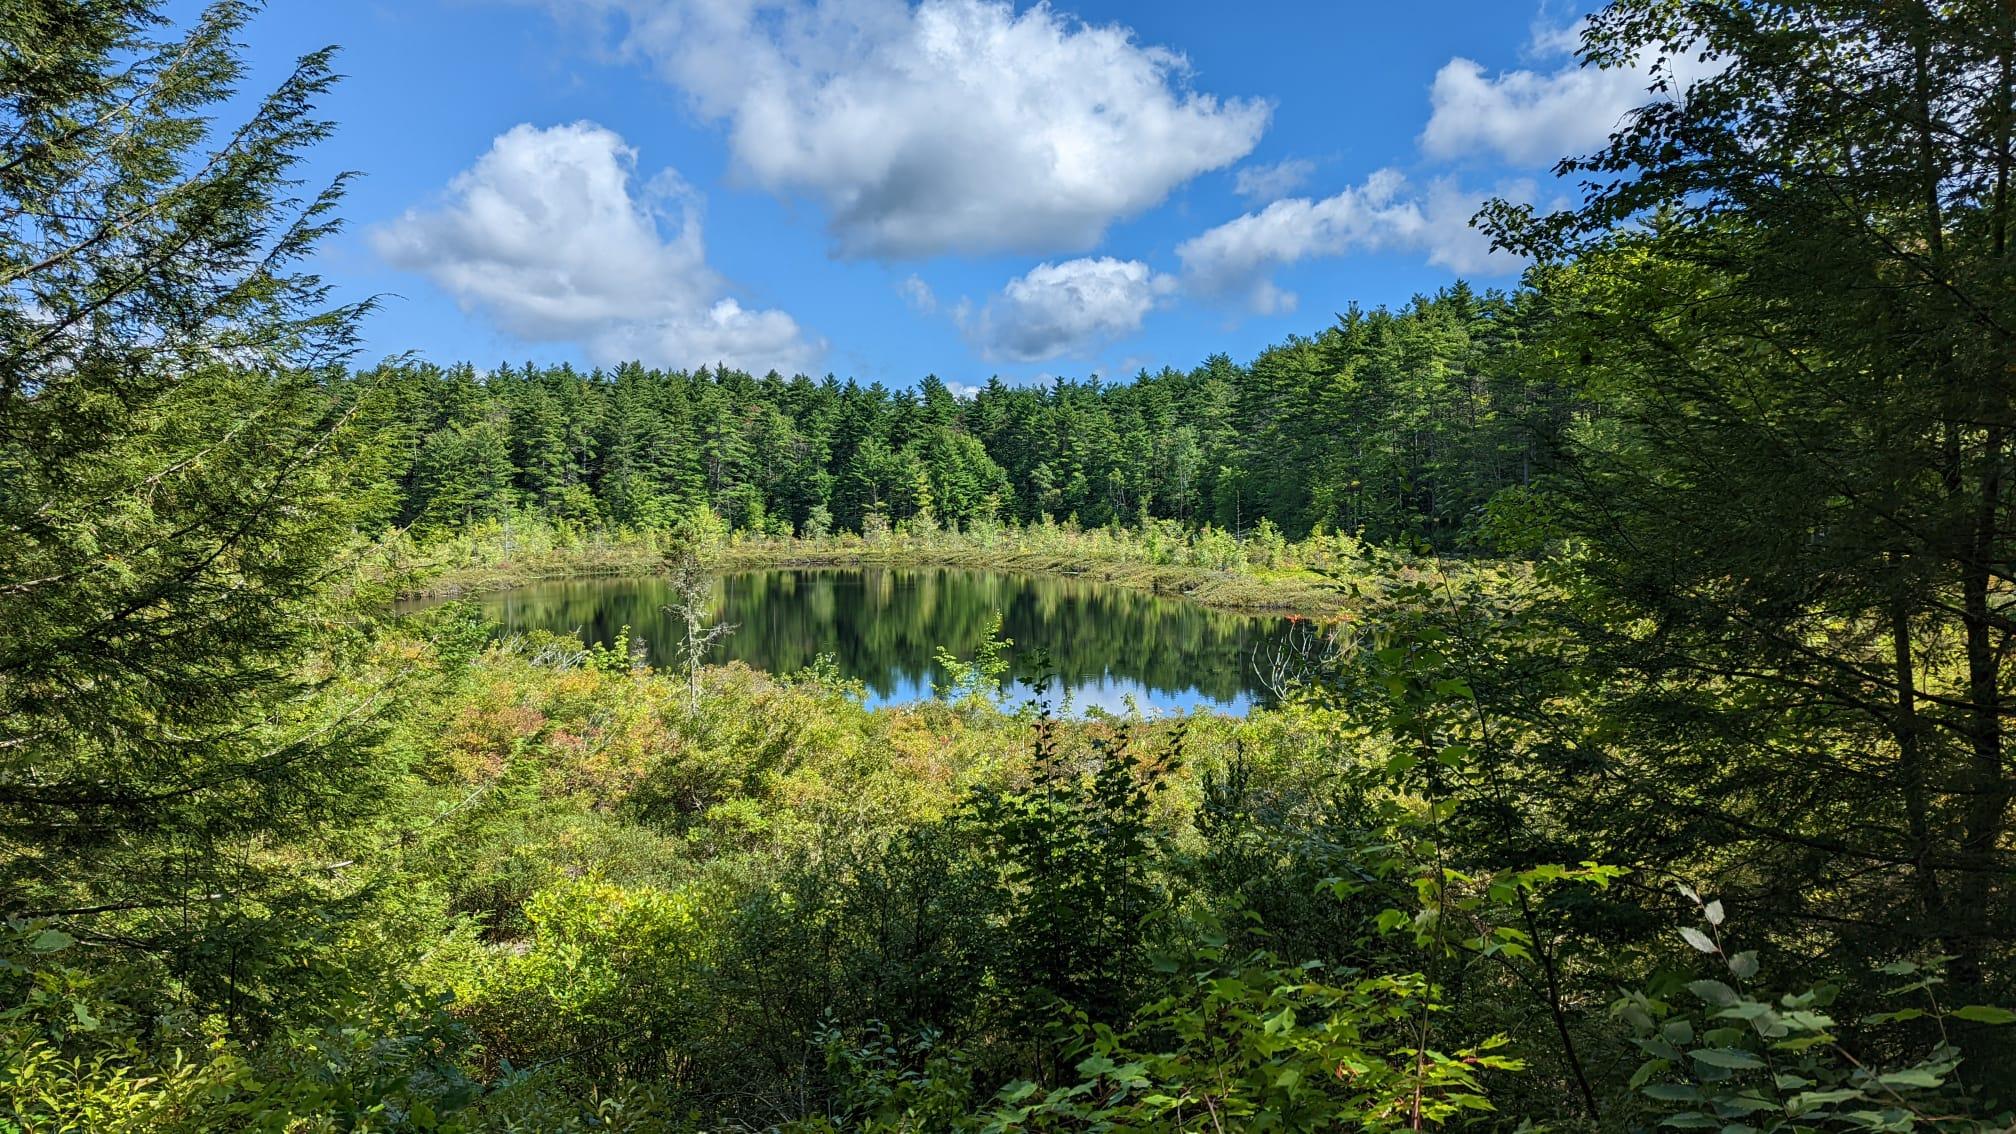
left=472, top=568, right=1294, bottom=715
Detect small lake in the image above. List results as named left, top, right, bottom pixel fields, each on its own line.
left=463, top=568, right=1298, bottom=715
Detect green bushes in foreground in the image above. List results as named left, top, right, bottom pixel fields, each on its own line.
left=8, top=607, right=2011, bottom=1130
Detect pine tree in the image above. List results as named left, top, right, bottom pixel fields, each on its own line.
left=412, top=417, right=513, bottom=531
left=0, top=1, right=398, bottom=1002
left=1488, top=0, right=2016, bottom=1004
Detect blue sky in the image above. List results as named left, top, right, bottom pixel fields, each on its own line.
left=228, top=0, right=1652, bottom=388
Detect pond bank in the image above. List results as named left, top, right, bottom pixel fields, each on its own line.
left=398, top=535, right=1352, bottom=618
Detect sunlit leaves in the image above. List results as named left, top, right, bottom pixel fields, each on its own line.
left=1623, top=897, right=2013, bottom=1131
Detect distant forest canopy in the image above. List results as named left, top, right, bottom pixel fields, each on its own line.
left=371, top=283, right=1564, bottom=549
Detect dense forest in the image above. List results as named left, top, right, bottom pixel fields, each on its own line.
left=5, top=1, right=2016, bottom=1132
left=370, top=284, right=1556, bottom=550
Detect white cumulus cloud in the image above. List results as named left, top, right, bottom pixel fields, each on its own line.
left=1420, top=19, right=1718, bottom=167
left=1417, top=177, right=1535, bottom=275
left=1232, top=158, right=1315, bottom=202
left=966, top=257, right=1174, bottom=362
left=574, top=0, right=1269, bottom=259
left=1177, top=170, right=1426, bottom=313
left=373, top=122, right=819, bottom=374
left=1177, top=171, right=1533, bottom=310
left=899, top=274, right=937, bottom=314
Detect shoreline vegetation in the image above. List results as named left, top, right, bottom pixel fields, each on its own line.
left=387, top=513, right=1446, bottom=617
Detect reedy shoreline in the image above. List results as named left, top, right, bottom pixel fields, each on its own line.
left=390, top=522, right=1397, bottom=617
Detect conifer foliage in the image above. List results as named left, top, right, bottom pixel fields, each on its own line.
left=0, top=1, right=394, bottom=975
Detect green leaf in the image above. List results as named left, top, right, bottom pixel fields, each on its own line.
left=1874, top=1068, right=1945, bottom=1089
left=1687, top=980, right=1740, bottom=1008
left=29, top=930, right=73, bottom=953
left=1727, top=951, right=1758, bottom=980
left=1777, top=1010, right=1835, bottom=1034
left=1716, top=1000, right=1773, bottom=1020
left=1076, top=1055, right=1117, bottom=1077
left=1689, top=1047, right=1766, bottom=1070
left=1772, top=1073, right=1814, bottom=1090
left=1788, top=1088, right=1862, bottom=1109
left=1643, top=1083, right=1702, bottom=1102
left=1630, top=1059, right=1668, bottom=1088
left=1861, top=1008, right=1924, bottom=1025
left=1952, top=1005, right=2016, bottom=1025
left=1642, top=1037, right=1687, bottom=1062
left=1681, top=927, right=1719, bottom=954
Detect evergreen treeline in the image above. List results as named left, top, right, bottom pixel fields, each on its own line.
left=373, top=285, right=1563, bottom=549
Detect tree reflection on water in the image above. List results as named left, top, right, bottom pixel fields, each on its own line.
left=474, top=567, right=1295, bottom=715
